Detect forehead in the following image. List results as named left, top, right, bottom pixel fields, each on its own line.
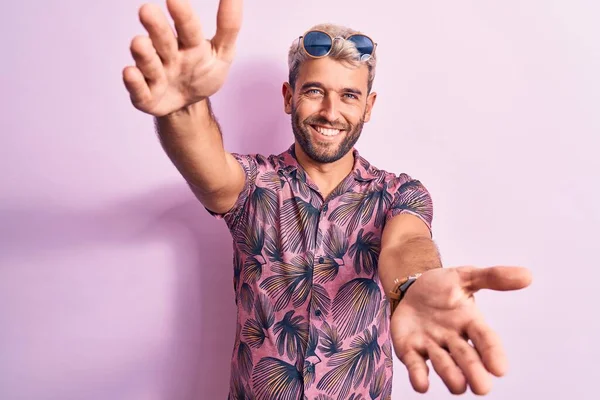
left=295, top=57, right=369, bottom=91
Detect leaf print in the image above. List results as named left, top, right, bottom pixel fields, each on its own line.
left=348, top=229, right=380, bottom=276
left=328, top=192, right=369, bottom=236
left=250, top=186, right=279, bottom=225
left=304, top=325, right=322, bottom=388
left=280, top=196, right=320, bottom=252
left=260, top=253, right=313, bottom=311
left=323, top=224, right=349, bottom=259
left=306, top=325, right=320, bottom=358
left=230, top=366, right=254, bottom=400
left=368, top=182, right=394, bottom=229
left=240, top=283, right=255, bottom=313
left=329, top=184, right=393, bottom=236
left=254, top=293, right=275, bottom=331
left=332, top=278, right=381, bottom=339
left=358, top=156, right=372, bottom=172
left=310, top=283, right=331, bottom=318
left=288, top=169, right=311, bottom=199
left=369, top=365, right=386, bottom=400
left=377, top=298, right=390, bottom=334
left=316, top=326, right=381, bottom=399
left=242, top=293, right=274, bottom=350
left=237, top=341, right=253, bottom=381
left=315, top=225, right=348, bottom=283
left=233, top=250, right=242, bottom=299
left=252, top=357, right=303, bottom=400
left=349, top=395, right=366, bottom=400
left=381, top=377, right=393, bottom=400
left=273, top=310, right=309, bottom=361
left=314, top=395, right=334, bottom=400
left=264, top=227, right=283, bottom=263
left=243, top=318, right=266, bottom=349
left=326, top=176, right=355, bottom=199
left=243, top=257, right=263, bottom=284
left=314, top=256, right=342, bottom=284
left=393, top=178, right=433, bottom=224
left=237, top=219, right=265, bottom=259
left=318, top=321, right=343, bottom=358
left=260, top=171, right=285, bottom=191
left=353, top=169, right=371, bottom=182
left=255, top=153, right=268, bottom=168
left=382, top=341, right=393, bottom=370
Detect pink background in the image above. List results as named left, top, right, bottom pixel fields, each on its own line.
left=1, top=0, right=598, bottom=399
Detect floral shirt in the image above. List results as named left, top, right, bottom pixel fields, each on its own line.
left=209, top=145, right=433, bottom=400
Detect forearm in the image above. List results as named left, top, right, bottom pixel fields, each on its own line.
left=378, top=236, right=442, bottom=300
left=155, top=98, right=235, bottom=194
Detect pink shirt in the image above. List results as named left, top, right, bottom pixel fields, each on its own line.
left=210, top=145, right=433, bottom=400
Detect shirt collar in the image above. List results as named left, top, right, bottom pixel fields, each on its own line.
left=278, top=144, right=377, bottom=183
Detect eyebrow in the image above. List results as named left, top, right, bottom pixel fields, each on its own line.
left=300, top=81, right=363, bottom=97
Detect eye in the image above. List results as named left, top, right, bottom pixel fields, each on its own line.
left=343, top=93, right=359, bottom=100
left=306, top=89, right=322, bottom=95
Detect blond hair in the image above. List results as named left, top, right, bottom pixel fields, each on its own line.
left=287, top=23, right=377, bottom=93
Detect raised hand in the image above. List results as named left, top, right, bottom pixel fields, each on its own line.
left=391, top=266, right=533, bottom=395
left=123, top=0, right=243, bottom=117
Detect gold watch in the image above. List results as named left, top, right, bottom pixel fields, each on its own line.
left=389, top=273, right=422, bottom=315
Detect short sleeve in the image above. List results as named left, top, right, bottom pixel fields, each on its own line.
left=385, top=174, right=434, bottom=234
left=205, top=153, right=258, bottom=232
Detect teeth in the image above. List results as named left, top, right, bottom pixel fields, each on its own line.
left=315, top=126, right=341, bottom=136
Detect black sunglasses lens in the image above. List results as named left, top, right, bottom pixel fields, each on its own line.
left=303, top=31, right=332, bottom=57
left=348, top=35, right=374, bottom=57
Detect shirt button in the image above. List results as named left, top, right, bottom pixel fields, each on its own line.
left=307, top=364, right=315, bottom=373
left=318, top=257, right=324, bottom=264
left=322, top=204, right=328, bottom=213
left=315, top=309, right=322, bottom=317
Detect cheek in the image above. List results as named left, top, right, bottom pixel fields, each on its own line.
left=294, top=99, right=321, bottom=120
left=341, top=107, right=366, bottom=126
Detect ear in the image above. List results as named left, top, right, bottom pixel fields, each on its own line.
left=282, top=82, right=294, bottom=115
left=363, top=91, right=377, bottom=122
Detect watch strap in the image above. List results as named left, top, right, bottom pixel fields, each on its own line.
left=389, top=273, right=422, bottom=315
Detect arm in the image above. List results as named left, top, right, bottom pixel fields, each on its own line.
left=378, top=213, right=441, bottom=302
left=382, top=209, right=532, bottom=396
left=123, top=0, right=246, bottom=213
left=156, top=99, right=245, bottom=214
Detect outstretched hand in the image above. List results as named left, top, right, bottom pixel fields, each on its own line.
left=391, top=266, right=532, bottom=395
left=123, top=0, right=243, bottom=117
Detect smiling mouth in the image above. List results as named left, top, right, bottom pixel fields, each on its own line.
left=310, top=125, right=344, bottom=137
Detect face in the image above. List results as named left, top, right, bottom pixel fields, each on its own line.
left=283, top=57, right=377, bottom=164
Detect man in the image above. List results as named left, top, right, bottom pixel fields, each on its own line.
left=123, top=0, right=532, bottom=398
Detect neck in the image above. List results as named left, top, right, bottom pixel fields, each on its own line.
left=293, top=143, right=355, bottom=198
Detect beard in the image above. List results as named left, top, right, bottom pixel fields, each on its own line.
left=291, top=106, right=365, bottom=164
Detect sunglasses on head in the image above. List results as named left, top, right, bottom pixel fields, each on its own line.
left=298, top=30, right=377, bottom=61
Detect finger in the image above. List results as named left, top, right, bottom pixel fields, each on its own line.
left=122, top=66, right=152, bottom=107
left=447, top=336, right=492, bottom=395
left=400, top=350, right=430, bottom=393
left=139, top=3, right=178, bottom=62
left=466, top=319, right=507, bottom=377
left=428, top=345, right=467, bottom=394
left=167, top=0, right=204, bottom=48
left=130, top=35, right=165, bottom=83
left=213, top=0, right=243, bottom=54
left=459, top=266, right=533, bottom=293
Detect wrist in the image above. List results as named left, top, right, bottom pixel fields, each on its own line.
left=156, top=99, right=218, bottom=140
left=389, top=272, right=422, bottom=316
left=160, top=99, right=210, bottom=122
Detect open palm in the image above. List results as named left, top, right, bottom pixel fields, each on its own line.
left=391, top=266, right=532, bottom=395
left=123, top=0, right=243, bottom=117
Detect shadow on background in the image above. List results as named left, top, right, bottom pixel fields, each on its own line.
left=0, top=59, right=292, bottom=400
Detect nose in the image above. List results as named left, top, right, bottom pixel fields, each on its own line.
left=319, top=93, right=340, bottom=123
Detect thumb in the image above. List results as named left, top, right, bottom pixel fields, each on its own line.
left=459, top=266, right=533, bottom=293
